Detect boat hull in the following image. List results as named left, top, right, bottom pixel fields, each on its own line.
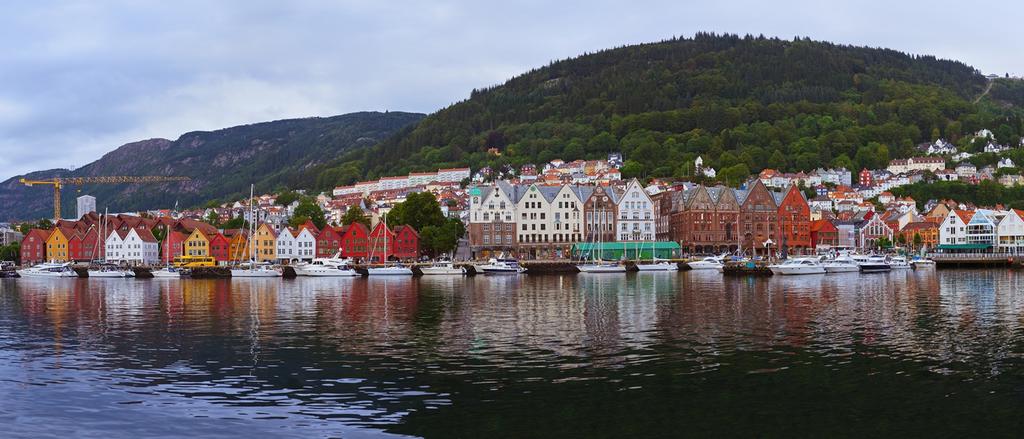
left=367, top=267, right=414, bottom=276
left=687, top=262, right=722, bottom=270
left=823, top=265, right=860, bottom=273
left=769, top=266, right=826, bottom=275
left=16, top=270, right=78, bottom=278
left=87, top=270, right=135, bottom=278
left=577, top=264, right=627, bottom=273
left=294, top=267, right=360, bottom=277
left=858, top=264, right=891, bottom=273
left=231, top=269, right=282, bottom=278
left=420, top=267, right=465, bottom=275
left=636, top=263, right=678, bottom=271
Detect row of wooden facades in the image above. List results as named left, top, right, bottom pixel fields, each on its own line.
left=20, top=213, right=420, bottom=265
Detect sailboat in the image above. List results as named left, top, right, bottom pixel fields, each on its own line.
left=367, top=213, right=413, bottom=276
left=231, top=184, right=282, bottom=278
left=635, top=241, right=678, bottom=271
left=152, top=224, right=185, bottom=278
left=88, top=208, right=135, bottom=278
left=576, top=209, right=625, bottom=273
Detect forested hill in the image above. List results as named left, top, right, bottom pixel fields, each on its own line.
left=314, top=33, right=1023, bottom=189
left=0, top=111, right=424, bottom=221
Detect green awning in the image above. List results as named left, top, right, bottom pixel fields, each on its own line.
left=936, top=244, right=992, bottom=250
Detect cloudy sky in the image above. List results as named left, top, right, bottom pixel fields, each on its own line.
left=1, top=0, right=1021, bottom=180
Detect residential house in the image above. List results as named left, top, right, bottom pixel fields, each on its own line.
left=184, top=229, right=211, bottom=257
left=955, top=162, right=977, bottom=179
left=253, top=223, right=278, bottom=263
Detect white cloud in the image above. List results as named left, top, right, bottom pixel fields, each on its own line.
left=0, top=0, right=1020, bottom=180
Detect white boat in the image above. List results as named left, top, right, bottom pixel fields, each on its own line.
left=478, top=258, right=526, bottom=274
left=420, top=260, right=466, bottom=275
left=910, top=257, right=936, bottom=268
left=851, top=254, right=891, bottom=273
left=17, top=262, right=78, bottom=278
left=577, top=261, right=627, bottom=273
left=87, top=265, right=135, bottom=278
left=687, top=256, right=724, bottom=270
left=887, top=256, right=912, bottom=270
left=293, top=257, right=360, bottom=277
left=231, top=264, right=282, bottom=278
left=151, top=267, right=186, bottom=278
left=367, top=263, right=414, bottom=276
left=821, top=256, right=860, bottom=273
left=636, top=260, right=679, bottom=271
left=768, top=257, right=826, bottom=275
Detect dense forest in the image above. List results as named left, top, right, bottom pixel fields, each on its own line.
left=313, top=33, right=1024, bottom=191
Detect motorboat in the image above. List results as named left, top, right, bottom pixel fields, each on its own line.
left=478, top=258, right=526, bottom=274
left=293, top=257, right=360, bottom=277
left=420, top=260, right=466, bottom=275
left=768, top=257, right=826, bottom=275
left=635, top=260, right=679, bottom=272
left=231, top=262, right=282, bottom=278
left=821, top=256, right=860, bottom=273
left=367, top=261, right=414, bottom=276
left=687, top=256, right=724, bottom=270
left=151, top=267, right=187, bottom=278
left=87, top=265, right=136, bottom=278
left=851, top=254, right=891, bottom=273
left=16, top=262, right=78, bottom=278
left=577, top=261, right=627, bottom=273
left=887, top=256, right=912, bottom=270
left=910, top=257, right=936, bottom=268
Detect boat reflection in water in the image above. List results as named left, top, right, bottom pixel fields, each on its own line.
left=6, top=269, right=1024, bottom=437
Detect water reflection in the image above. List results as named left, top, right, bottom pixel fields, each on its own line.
left=3, top=270, right=1024, bottom=436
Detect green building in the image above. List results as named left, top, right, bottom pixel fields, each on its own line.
left=570, top=242, right=681, bottom=260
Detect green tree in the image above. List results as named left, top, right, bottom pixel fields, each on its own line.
left=877, top=236, right=892, bottom=249
left=913, top=233, right=923, bottom=250
left=718, top=163, right=750, bottom=187
left=37, top=219, right=53, bottom=230
left=275, top=190, right=301, bottom=206
left=387, top=192, right=446, bottom=231
left=292, top=200, right=327, bottom=230
left=204, top=211, right=220, bottom=227
left=341, top=205, right=371, bottom=227
left=621, top=160, right=645, bottom=179
left=0, top=243, right=20, bottom=264
left=221, top=216, right=247, bottom=230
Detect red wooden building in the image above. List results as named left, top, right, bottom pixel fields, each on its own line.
left=340, top=222, right=370, bottom=259
left=208, top=232, right=231, bottom=263
left=392, top=225, right=420, bottom=260
left=776, top=185, right=811, bottom=255
left=809, top=219, right=839, bottom=250
left=163, top=231, right=187, bottom=264
left=316, top=226, right=345, bottom=258
left=20, top=229, right=50, bottom=265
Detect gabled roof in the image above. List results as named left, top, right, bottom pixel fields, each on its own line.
left=134, top=228, right=158, bottom=243
left=394, top=225, right=420, bottom=238
left=954, top=210, right=975, bottom=224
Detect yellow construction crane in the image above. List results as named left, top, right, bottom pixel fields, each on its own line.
left=19, top=175, right=191, bottom=220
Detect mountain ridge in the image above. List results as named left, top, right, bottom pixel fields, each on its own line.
left=0, top=111, right=425, bottom=221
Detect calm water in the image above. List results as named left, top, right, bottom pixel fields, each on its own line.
left=3, top=270, right=1024, bottom=437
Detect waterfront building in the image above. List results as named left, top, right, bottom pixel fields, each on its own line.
left=997, top=209, right=1024, bottom=254
left=113, top=228, right=160, bottom=266
left=938, top=210, right=973, bottom=246
left=965, top=209, right=1003, bottom=247
left=670, top=185, right=741, bottom=254
left=467, top=183, right=518, bottom=258
left=276, top=227, right=299, bottom=263
left=184, top=229, right=212, bottom=257
left=739, top=179, right=778, bottom=257
left=20, top=229, right=49, bottom=265
left=392, top=225, right=420, bottom=260
left=809, top=219, right=839, bottom=250
left=253, top=223, right=278, bottom=263
left=776, top=185, right=812, bottom=255
left=316, top=226, right=345, bottom=258
left=899, top=221, right=939, bottom=250
left=208, top=232, right=231, bottom=264
left=293, top=226, right=318, bottom=262
left=857, top=213, right=894, bottom=249
left=583, top=186, right=618, bottom=243
left=46, top=227, right=75, bottom=262
left=615, top=179, right=655, bottom=242
left=163, top=231, right=187, bottom=264
left=223, top=229, right=249, bottom=263
left=340, top=222, right=371, bottom=259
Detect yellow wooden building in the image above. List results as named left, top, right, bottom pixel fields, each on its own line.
left=184, top=229, right=211, bottom=257
left=253, top=224, right=277, bottom=262
left=45, top=227, right=73, bottom=262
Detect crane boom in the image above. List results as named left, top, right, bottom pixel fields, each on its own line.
left=19, top=176, right=191, bottom=220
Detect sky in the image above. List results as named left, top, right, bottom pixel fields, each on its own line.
left=1, top=0, right=1021, bottom=181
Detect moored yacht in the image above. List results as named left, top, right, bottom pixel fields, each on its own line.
left=768, top=257, right=826, bottom=275
left=293, top=257, right=360, bottom=277
left=17, top=262, right=78, bottom=278
left=420, top=260, right=466, bottom=275
left=910, top=257, right=936, bottom=268
left=87, top=265, right=136, bottom=278
left=887, top=256, right=912, bottom=270
left=635, top=260, right=679, bottom=272
left=366, top=263, right=414, bottom=276
left=478, top=258, right=526, bottom=274
left=687, top=256, right=724, bottom=270
left=151, top=267, right=187, bottom=278
left=231, top=262, right=282, bottom=278
left=851, top=254, right=891, bottom=273
left=821, top=256, right=860, bottom=273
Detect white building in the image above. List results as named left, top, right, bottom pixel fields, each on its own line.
left=105, top=228, right=159, bottom=266
left=955, top=162, right=977, bottom=179
left=887, top=157, right=945, bottom=174
left=294, top=227, right=317, bottom=261
left=436, top=167, right=471, bottom=183
left=77, top=195, right=96, bottom=219
left=275, top=227, right=298, bottom=262
left=938, top=210, right=971, bottom=246
left=997, top=209, right=1024, bottom=254
left=615, top=179, right=655, bottom=241
left=998, top=157, right=1016, bottom=169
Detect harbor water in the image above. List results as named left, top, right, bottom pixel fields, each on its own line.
left=2, top=270, right=1024, bottom=437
